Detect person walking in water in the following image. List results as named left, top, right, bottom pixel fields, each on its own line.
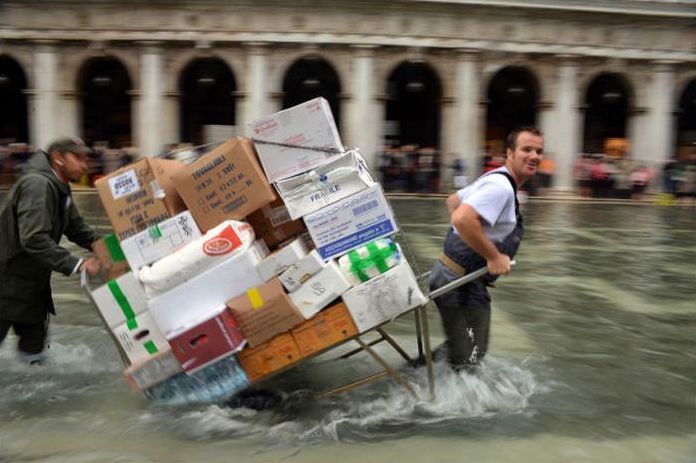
left=0, top=137, right=101, bottom=364
left=429, top=126, right=543, bottom=372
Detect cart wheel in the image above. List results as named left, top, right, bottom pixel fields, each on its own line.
left=225, top=389, right=282, bottom=410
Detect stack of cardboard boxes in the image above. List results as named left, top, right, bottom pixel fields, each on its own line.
left=88, top=97, right=426, bottom=403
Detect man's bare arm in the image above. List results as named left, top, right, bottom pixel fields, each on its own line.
left=451, top=203, right=511, bottom=275
left=446, top=193, right=460, bottom=214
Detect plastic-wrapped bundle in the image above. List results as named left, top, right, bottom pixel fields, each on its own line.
left=144, top=355, right=250, bottom=405
left=337, top=238, right=400, bottom=287
left=138, top=220, right=254, bottom=296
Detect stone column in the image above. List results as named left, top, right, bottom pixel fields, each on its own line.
left=30, top=41, right=60, bottom=149
left=449, top=49, right=482, bottom=179
left=137, top=42, right=164, bottom=156
left=346, top=45, right=378, bottom=167
left=59, top=91, right=81, bottom=138
left=552, top=55, right=581, bottom=191
left=644, top=61, right=676, bottom=166
left=241, top=42, right=270, bottom=136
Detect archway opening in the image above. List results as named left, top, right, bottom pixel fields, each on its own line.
left=79, top=57, right=132, bottom=148
left=583, top=73, right=631, bottom=156
left=0, top=55, right=29, bottom=145
left=179, top=57, right=237, bottom=146
left=675, top=79, right=696, bottom=160
left=282, top=57, right=341, bottom=126
left=486, top=66, right=538, bottom=157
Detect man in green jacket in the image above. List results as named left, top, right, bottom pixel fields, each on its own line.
left=0, top=137, right=101, bottom=364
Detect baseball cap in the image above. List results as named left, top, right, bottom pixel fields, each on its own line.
left=46, top=136, right=92, bottom=156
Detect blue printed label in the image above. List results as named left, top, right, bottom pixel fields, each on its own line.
left=318, top=219, right=395, bottom=259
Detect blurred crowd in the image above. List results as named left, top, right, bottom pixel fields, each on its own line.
left=2, top=141, right=695, bottom=202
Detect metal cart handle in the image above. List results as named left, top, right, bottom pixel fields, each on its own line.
left=428, top=260, right=516, bottom=300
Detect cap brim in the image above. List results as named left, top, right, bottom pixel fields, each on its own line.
left=68, top=144, right=93, bottom=156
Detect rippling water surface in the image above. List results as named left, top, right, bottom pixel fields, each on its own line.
left=1, top=192, right=694, bottom=463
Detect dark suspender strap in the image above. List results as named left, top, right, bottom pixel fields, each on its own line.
left=491, top=171, right=522, bottom=223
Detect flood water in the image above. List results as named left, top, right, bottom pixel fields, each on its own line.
left=1, top=192, right=694, bottom=463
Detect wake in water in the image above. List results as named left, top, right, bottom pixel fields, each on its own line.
left=165, top=355, right=545, bottom=445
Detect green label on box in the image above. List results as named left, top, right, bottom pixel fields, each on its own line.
left=104, top=234, right=126, bottom=262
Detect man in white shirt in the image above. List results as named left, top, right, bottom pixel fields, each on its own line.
left=429, top=127, right=543, bottom=372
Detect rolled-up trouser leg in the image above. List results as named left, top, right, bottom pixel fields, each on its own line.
left=430, top=261, right=491, bottom=368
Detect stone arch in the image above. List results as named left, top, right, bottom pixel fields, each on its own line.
left=77, top=56, right=133, bottom=147
left=64, top=48, right=137, bottom=93
left=675, top=75, right=696, bottom=158
left=178, top=56, right=238, bottom=145
left=379, top=53, right=450, bottom=99
left=0, top=54, right=30, bottom=143
left=581, top=72, right=633, bottom=155
left=168, top=49, right=244, bottom=95
left=272, top=50, right=348, bottom=97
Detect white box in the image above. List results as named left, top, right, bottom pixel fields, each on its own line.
left=304, top=184, right=399, bottom=261
left=148, top=240, right=268, bottom=336
left=278, top=249, right=325, bottom=293
left=289, top=261, right=350, bottom=319
left=113, top=311, right=169, bottom=365
left=91, top=272, right=147, bottom=329
left=275, top=151, right=375, bottom=220
left=120, top=211, right=202, bottom=271
left=248, top=97, right=344, bottom=182
left=256, top=237, right=309, bottom=281
left=342, top=256, right=428, bottom=333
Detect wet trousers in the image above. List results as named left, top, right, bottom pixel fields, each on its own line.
left=429, top=260, right=491, bottom=368
left=0, top=315, right=49, bottom=355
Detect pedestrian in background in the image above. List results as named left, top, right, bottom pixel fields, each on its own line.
left=429, top=127, right=543, bottom=372
left=0, top=137, right=101, bottom=364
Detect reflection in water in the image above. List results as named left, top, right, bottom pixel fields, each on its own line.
left=0, top=192, right=694, bottom=462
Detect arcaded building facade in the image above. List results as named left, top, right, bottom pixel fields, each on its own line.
left=1, top=0, right=695, bottom=190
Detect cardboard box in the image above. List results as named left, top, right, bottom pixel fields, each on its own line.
left=304, top=184, right=399, bottom=261
left=289, top=261, right=351, bottom=319
left=93, top=234, right=130, bottom=281
left=246, top=199, right=306, bottom=250
left=256, top=237, right=309, bottom=281
left=290, top=302, right=358, bottom=356
left=236, top=332, right=303, bottom=382
left=95, top=158, right=186, bottom=240
left=144, top=355, right=249, bottom=405
left=113, top=311, right=169, bottom=365
left=278, top=249, right=325, bottom=293
left=172, top=137, right=277, bottom=232
left=168, top=307, right=246, bottom=373
left=123, top=348, right=182, bottom=392
left=91, top=272, right=147, bottom=329
left=120, top=211, right=201, bottom=272
left=148, top=240, right=268, bottom=336
left=248, top=97, right=344, bottom=182
left=226, top=279, right=304, bottom=347
left=342, top=256, right=428, bottom=333
left=275, top=151, right=375, bottom=220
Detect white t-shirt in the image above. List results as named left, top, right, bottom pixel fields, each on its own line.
left=453, top=167, right=517, bottom=243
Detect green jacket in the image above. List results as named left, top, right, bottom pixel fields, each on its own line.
left=0, top=151, right=96, bottom=323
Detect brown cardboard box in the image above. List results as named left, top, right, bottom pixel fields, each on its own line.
left=291, top=302, right=358, bottom=356
left=93, top=234, right=130, bottom=281
left=236, top=332, right=302, bottom=382
left=226, top=279, right=304, bottom=347
left=172, top=137, right=277, bottom=232
left=95, top=158, right=186, bottom=240
left=246, top=199, right=306, bottom=250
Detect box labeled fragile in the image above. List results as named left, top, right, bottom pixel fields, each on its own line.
left=290, top=302, right=358, bottom=356
left=248, top=97, right=344, bottom=182
left=112, top=311, right=169, bottom=365
left=226, top=279, right=304, bottom=347
left=304, top=184, right=399, bottom=261
left=256, top=237, right=309, bottom=281
left=289, top=261, right=351, bottom=319
left=172, top=137, right=277, bottom=232
left=236, top=332, right=303, bottom=382
left=91, top=271, right=147, bottom=329
left=341, top=255, right=428, bottom=333
left=168, top=307, right=246, bottom=373
left=95, top=158, right=187, bottom=240
left=123, top=348, right=182, bottom=392
left=275, top=151, right=374, bottom=220
left=148, top=240, right=268, bottom=336
left=120, top=210, right=201, bottom=272
left=278, top=249, right=325, bottom=293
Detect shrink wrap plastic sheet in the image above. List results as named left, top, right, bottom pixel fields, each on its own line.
left=139, top=220, right=254, bottom=296
left=337, top=238, right=401, bottom=287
